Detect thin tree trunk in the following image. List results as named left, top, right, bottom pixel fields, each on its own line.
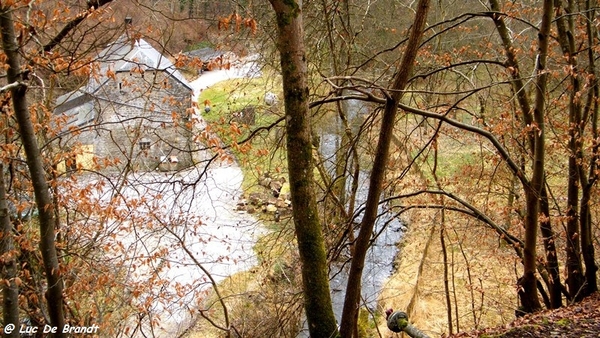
left=487, top=0, right=547, bottom=312
left=487, top=0, right=532, bottom=126
left=333, top=0, right=353, bottom=213
left=518, top=0, right=553, bottom=313
left=321, top=0, right=358, bottom=222
left=339, top=1, right=430, bottom=336
left=268, top=1, right=339, bottom=337
left=440, top=211, right=453, bottom=334
left=579, top=0, right=599, bottom=296
left=540, top=187, right=562, bottom=308
left=0, top=6, right=66, bottom=336
left=433, top=136, right=453, bottom=334
left=0, top=163, right=19, bottom=338
left=554, top=0, right=586, bottom=301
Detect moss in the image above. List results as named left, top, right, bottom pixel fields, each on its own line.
left=356, top=307, right=383, bottom=338
left=357, top=308, right=369, bottom=338
left=198, top=79, right=267, bottom=122
left=273, top=0, right=301, bottom=26
left=185, top=40, right=214, bottom=51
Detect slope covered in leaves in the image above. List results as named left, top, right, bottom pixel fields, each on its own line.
left=450, top=293, right=600, bottom=338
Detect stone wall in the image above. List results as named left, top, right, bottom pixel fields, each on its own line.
left=74, top=69, right=202, bottom=171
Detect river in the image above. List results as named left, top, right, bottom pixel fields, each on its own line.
left=83, top=162, right=259, bottom=337
left=296, top=125, right=405, bottom=336
left=103, top=65, right=401, bottom=337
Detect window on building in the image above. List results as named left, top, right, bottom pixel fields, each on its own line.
left=139, top=139, right=151, bottom=150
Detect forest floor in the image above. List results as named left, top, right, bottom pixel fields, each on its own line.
left=449, top=292, right=600, bottom=338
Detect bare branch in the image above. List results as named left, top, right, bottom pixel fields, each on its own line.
left=0, top=81, right=23, bottom=93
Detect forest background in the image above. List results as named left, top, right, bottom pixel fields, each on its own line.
left=0, top=0, right=599, bottom=337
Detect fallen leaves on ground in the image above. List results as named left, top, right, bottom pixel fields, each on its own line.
left=449, top=292, right=600, bottom=338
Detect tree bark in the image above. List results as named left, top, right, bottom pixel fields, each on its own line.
left=0, top=6, right=66, bottom=336
left=487, top=0, right=532, bottom=127
left=517, top=0, right=553, bottom=314
left=579, top=0, right=599, bottom=297
left=339, top=1, right=430, bottom=336
left=489, top=0, right=562, bottom=312
left=554, top=0, right=586, bottom=301
left=0, top=163, right=19, bottom=338
left=539, top=187, right=562, bottom=308
left=268, top=1, right=339, bottom=337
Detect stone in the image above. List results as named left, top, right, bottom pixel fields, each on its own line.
left=264, top=92, right=278, bottom=106
left=248, top=192, right=264, bottom=206
left=258, top=176, right=272, bottom=188
left=275, top=198, right=287, bottom=209
left=269, top=180, right=283, bottom=193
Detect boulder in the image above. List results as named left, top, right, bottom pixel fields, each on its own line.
left=275, top=199, right=286, bottom=209
left=264, top=92, right=278, bottom=106
left=248, top=192, right=264, bottom=206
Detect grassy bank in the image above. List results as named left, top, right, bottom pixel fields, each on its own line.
left=197, top=73, right=287, bottom=192
left=378, top=210, right=518, bottom=336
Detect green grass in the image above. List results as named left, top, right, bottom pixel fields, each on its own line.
left=409, top=138, right=477, bottom=181
left=198, top=76, right=279, bottom=125
left=197, top=74, right=287, bottom=191
left=184, top=40, right=214, bottom=51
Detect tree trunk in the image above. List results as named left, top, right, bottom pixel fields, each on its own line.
left=321, top=0, right=358, bottom=221
left=487, top=0, right=532, bottom=126
left=433, top=137, right=454, bottom=333
left=441, top=212, right=453, bottom=334
left=579, top=182, right=598, bottom=296
left=0, top=6, right=66, bottom=336
left=517, top=0, right=553, bottom=314
left=0, top=163, right=19, bottom=338
left=540, top=187, right=563, bottom=308
left=268, top=1, right=339, bottom=337
left=579, top=0, right=599, bottom=297
left=554, top=0, right=586, bottom=301
left=339, top=1, right=430, bottom=336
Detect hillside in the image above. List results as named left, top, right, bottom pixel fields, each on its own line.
left=450, top=293, right=600, bottom=338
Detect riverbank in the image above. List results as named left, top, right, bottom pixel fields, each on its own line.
left=378, top=208, right=517, bottom=336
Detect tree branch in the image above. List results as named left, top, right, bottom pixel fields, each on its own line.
left=43, top=0, right=114, bottom=53
left=0, top=81, right=23, bottom=94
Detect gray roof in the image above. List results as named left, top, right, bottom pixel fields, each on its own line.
left=53, top=90, right=96, bottom=128
left=184, top=47, right=223, bottom=62
left=95, top=35, right=192, bottom=91
left=54, top=34, right=193, bottom=128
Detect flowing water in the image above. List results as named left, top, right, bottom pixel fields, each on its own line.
left=83, top=162, right=259, bottom=337
left=297, top=125, right=405, bottom=336
left=104, top=67, right=401, bottom=337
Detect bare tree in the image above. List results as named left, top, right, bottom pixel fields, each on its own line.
left=268, top=0, right=340, bottom=337
left=0, top=6, right=66, bottom=336
left=0, top=162, right=19, bottom=337
left=338, top=1, right=431, bottom=336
